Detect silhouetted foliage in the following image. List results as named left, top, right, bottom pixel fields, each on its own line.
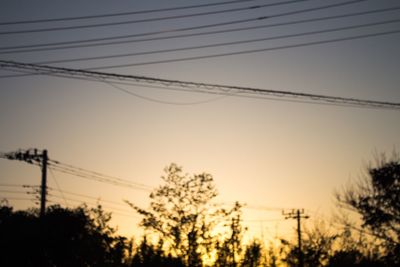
left=130, top=235, right=184, bottom=267
left=127, top=163, right=230, bottom=266
left=336, top=152, right=400, bottom=265
left=241, top=239, right=264, bottom=267
left=328, top=249, right=386, bottom=267
left=215, top=202, right=245, bottom=267
left=0, top=204, right=129, bottom=267
left=280, top=222, right=337, bottom=267
left=326, top=225, right=383, bottom=267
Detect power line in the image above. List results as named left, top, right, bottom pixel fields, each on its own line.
left=3, top=28, right=392, bottom=79
left=0, top=197, right=35, bottom=201
left=0, top=183, right=33, bottom=188
left=85, top=29, right=400, bottom=69
left=243, top=218, right=287, bottom=223
left=0, top=0, right=318, bottom=35
left=48, top=165, right=152, bottom=192
left=244, top=204, right=288, bottom=212
left=34, top=18, right=400, bottom=65
left=2, top=5, right=398, bottom=54
left=48, top=194, right=132, bottom=213
left=49, top=187, right=132, bottom=208
left=49, top=168, right=68, bottom=206
left=0, top=18, right=261, bottom=52
left=47, top=194, right=139, bottom=218
left=104, top=79, right=231, bottom=106
left=0, top=0, right=257, bottom=25
left=1, top=60, right=399, bottom=110
left=100, top=79, right=400, bottom=109
left=0, top=190, right=27, bottom=195
left=48, top=159, right=153, bottom=190
left=49, top=193, right=141, bottom=220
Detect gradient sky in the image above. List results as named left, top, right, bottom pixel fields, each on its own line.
left=1, top=0, right=399, bottom=241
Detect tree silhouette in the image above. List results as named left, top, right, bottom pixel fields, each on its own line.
left=336, top=152, right=400, bottom=265
left=280, top=222, right=337, bottom=267
left=127, top=163, right=229, bottom=266
left=0, top=204, right=129, bottom=267
left=241, top=239, right=264, bottom=267
left=215, top=202, right=245, bottom=267
left=130, top=235, right=184, bottom=267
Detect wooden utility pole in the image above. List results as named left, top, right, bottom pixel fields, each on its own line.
left=40, top=149, right=48, bottom=218
left=283, top=209, right=309, bottom=267
left=2, top=149, right=48, bottom=217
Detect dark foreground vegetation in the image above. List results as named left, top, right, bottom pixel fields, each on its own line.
left=1, top=154, right=399, bottom=266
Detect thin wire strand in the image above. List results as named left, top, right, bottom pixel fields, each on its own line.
left=0, top=0, right=257, bottom=25
left=0, top=190, right=27, bottom=195
left=48, top=165, right=148, bottom=191
left=48, top=164, right=152, bottom=192
left=104, top=80, right=231, bottom=106
left=49, top=168, right=68, bottom=206
left=85, top=29, right=400, bottom=70
left=0, top=197, right=35, bottom=201
left=50, top=187, right=130, bottom=208
left=48, top=159, right=152, bottom=190
left=0, top=183, right=29, bottom=187
left=0, top=0, right=318, bottom=35
left=34, top=19, right=400, bottom=65
left=1, top=5, right=398, bottom=54
left=48, top=194, right=138, bottom=216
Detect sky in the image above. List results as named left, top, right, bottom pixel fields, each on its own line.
left=0, top=0, right=400, bottom=242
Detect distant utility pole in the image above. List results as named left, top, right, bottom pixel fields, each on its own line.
left=283, top=209, right=309, bottom=267
left=2, top=149, right=48, bottom=217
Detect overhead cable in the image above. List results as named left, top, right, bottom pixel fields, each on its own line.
left=0, top=183, right=32, bottom=188
left=2, top=5, right=399, bottom=54
left=0, top=0, right=367, bottom=35
left=50, top=187, right=131, bottom=208
left=104, top=80, right=231, bottom=106
left=48, top=194, right=139, bottom=218
left=48, top=159, right=152, bottom=190
left=33, top=19, right=400, bottom=65
left=0, top=0, right=320, bottom=35
left=1, top=60, right=399, bottom=110
left=0, top=190, right=28, bottom=195
left=0, top=0, right=257, bottom=25
left=48, top=165, right=152, bottom=192
left=46, top=159, right=152, bottom=192
left=0, top=197, right=35, bottom=201
left=80, top=29, right=400, bottom=69
left=49, top=168, right=68, bottom=206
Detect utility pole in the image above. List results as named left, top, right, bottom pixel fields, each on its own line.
left=40, top=150, right=48, bottom=218
left=283, top=209, right=309, bottom=267
left=2, top=149, right=48, bottom=217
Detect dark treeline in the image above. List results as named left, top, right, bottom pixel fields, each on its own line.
left=0, top=154, right=399, bottom=267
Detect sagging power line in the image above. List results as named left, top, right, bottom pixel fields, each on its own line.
left=1, top=60, right=399, bottom=110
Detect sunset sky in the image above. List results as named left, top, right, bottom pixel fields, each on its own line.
left=1, top=0, right=399, bottom=242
